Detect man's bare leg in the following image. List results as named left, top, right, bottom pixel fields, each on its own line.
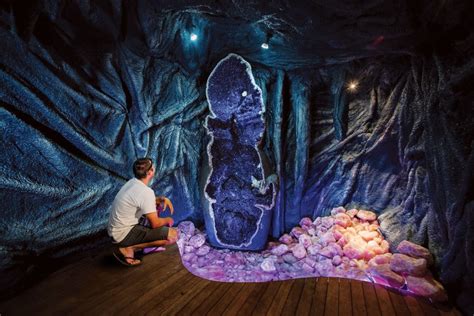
left=118, top=228, right=178, bottom=264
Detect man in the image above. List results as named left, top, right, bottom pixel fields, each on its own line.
left=108, top=158, right=178, bottom=266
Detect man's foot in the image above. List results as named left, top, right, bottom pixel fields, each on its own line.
left=113, top=249, right=141, bottom=267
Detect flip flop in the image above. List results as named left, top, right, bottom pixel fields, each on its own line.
left=112, top=249, right=142, bottom=267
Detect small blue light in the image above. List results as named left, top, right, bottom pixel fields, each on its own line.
left=190, top=33, right=198, bottom=41
left=261, top=43, right=269, bottom=49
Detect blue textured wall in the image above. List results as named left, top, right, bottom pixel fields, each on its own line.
left=0, top=0, right=473, bottom=312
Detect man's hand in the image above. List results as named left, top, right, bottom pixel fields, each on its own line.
left=166, top=217, right=174, bottom=227
left=145, top=212, right=174, bottom=228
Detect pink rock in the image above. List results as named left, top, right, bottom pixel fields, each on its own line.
left=189, top=234, right=206, bottom=248
left=406, top=275, right=448, bottom=302
left=184, top=245, right=194, bottom=253
left=182, top=253, right=197, bottom=262
left=367, top=224, right=379, bottom=232
left=319, top=231, right=336, bottom=247
left=346, top=208, right=359, bottom=218
left=380, top=240, right=390, bottom=253
left=367, top=264, right=405, bottom=288
left=279, top=234, right=294, bottom=245
left=304, top=257, right=317, bottom=268
left=396, top=240, right=433, bottom=265
left=292, top=244, right=307, bottom=259
left=321, top=217, right=334, bottom=229
left=363, top=249, right=376, bottom=261
left=290, top=227, right=306, bottom=238
left=282, top=253, right=298, bottom=264
left=332, top=255, right=342, bottom=266
left=334, top=213, right=352, bottom=228
left=299, top=217, right=313, bottom=228
left=196, top=245, right=211, bottom=256
left=298, top=234, right=312, bottom=248
left=302, top=263, right=314, bottom=273
left=261, top=258, right=277, bottom=272
left=368, top=253, right=393, bottom=266
left=313, top=217, right=322, bottom=226
left=307, top=227, right=317, bottom=236
left=307, top=244, right=322, bottom=256
left=343, top=236, right=367, bottom=260
left=367, top=240, right=384, bottom=255
left=373, top=237, right=383, bottom=245
left=271, top=244, right=289, bottom=256
left=356, top=210, right=377, bottom=221
left=358, top=230, right=379, bottom=241
left=390, top=253, right=427, bottom=276
left=332, top=228, right=344, bottom=241
left=331, top=206, right=346, bottom=216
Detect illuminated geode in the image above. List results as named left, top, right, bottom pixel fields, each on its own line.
left=204, top=53, right=276, bottom=250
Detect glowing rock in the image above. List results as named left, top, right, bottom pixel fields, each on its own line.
left=196, top=245, right=211, bottom=256
left=368, top=253, right=393, bottom=266
left=332, top=255, right=342, bottom=266
left=271, top=244, right=289, bottom=256
left=331, top=206, right=346, bottom=215
left=406, top=275, right=448, bottom=302
left=356, top=210, right=377, bottom=221
left=292, top=244, right=307, bottom=259
left=343, top=236, right=367, bottom=259
left=204, top=53, right=276, bottom=250
left=390, top=253, right=427, bottom=276
left=178, top=221, right=195, bottom=237
left=290, top=227, right=306, bottom=238
left=279, top=234, right=294, bottom=245
left=367, top=264, right=405, bottom=288
left=299, top=217, right=313, bottom=228
left=346, top=209, right=359, bottom=218
left=261, top=258, right=276, bottom=272
left=298, top=234, right=312, bottom=248
left=396, top=240, right=433, bottom=265
left=334, top=213, right=352, bottom=228
left=358, top=230, right=379, bottom=241
left=189, top=234, right=206, bottom=248
left=307, top=244, right=322, bottom=255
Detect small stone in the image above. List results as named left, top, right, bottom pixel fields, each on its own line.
left=290, top=227, right=306, bottom=238
left=279, top=234, right=294, bottom=245
left=321, top=217, right=334, bottom=229
left=343, top=236, right=367, bottom=260
left=367, top=264, right=405, bottom=288
left=356, top=210, right=377, bottom=221
left=368, top=253, right=392, bottom=266
left=332, top=228, right=344, bottom=241
left=292, top=244, right=307, bottom=259
left=319, top=231, right=336, bottom=247
left=331, top=206, right=346, bottom=216
left=313, top=217, right=322, bottom=226
left=396, top=240, right=433, bottom=265
left=334, top=213, right=352, bottom=228
left=298, top=234, right=312, bottom=248
left=307, top=244, right=322, bottom=256
left=196, top=245, right=210, bottom=256
left=390, top=253, right=427, bottom=276
left=182, top=253, right=197, bottom=262
left=299, top=217, right=313, bottom=228
left=358, top=230, right=379, bottom=242
left=189, top=234, right=206, bottom=248
left=380, top=240, right=390, bottom=253
left=346, top=209, right=359, bottom=218
left=332, top=255, right=342, bottom=266
left=178, top=221, right=195, bottom=236
left=302, top=263, right=314, bottom=273
left=406, top=275, right=448, bottom=302
left=261, top=258, right=276, bottom=272
left=271, top=244, right=289, bottom=256
left=307, top=227, right=317, bottom=236
left=282, top=253, right=299, bottom=264
left=184, top=246, right=194, bottom=253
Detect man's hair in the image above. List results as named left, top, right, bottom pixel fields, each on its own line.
left=133, top=158, right=153, bottom=179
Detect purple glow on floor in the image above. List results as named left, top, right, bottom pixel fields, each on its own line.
left=175, top=206, right=447, bottom=302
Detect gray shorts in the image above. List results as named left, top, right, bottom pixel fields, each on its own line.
left=116, top=224, right=169, bottom=247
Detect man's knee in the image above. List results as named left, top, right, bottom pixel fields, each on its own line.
left=167, top=227, right=178, bottom=243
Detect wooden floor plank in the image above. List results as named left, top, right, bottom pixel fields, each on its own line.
left=295, top=278, right=316, bottom=316
left=206, top=282, right=246, bottom=315
left=311, top=277, right=328, bottom=316
left=251, top=281, right=282, bottom=315
left=266, top=279, right=296, bottom=315
left=403, top=294, right=424, bottom=315
left=223, top=282, right=259, bottom=315
left=351, top=279, right=367, bottom=316
left=324, top=278, right=339, bottom=316
left=416, top=297, right=440, bottom=316
left=177, top=280, right=227, bottom=314
left=338, top=278, right=352, bottom=316
left=386, top=288, right=410, bottom=316
left=239, top=282, right=270, bottom=315
left=281, top=278, right=306, bottom=315
left=373, top=284, right=396, bottom=316
left=192, top=281, right=234, bottom=315
left=362, top=282, right=381, bottom=316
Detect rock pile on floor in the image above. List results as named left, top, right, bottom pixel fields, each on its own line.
left=176, top=206, right=447, bottom=301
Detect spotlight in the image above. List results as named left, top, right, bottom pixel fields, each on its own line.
left=261, top=43, right=269, bottom=49
left=347, top=81, right=358, bottom=92
left=190, top=33, right=198, bottom=41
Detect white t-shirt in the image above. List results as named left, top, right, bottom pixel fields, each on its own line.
left=107, top=178, right=156, bottom=243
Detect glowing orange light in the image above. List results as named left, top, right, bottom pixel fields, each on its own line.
left=348, top=81, right=358, bottom=91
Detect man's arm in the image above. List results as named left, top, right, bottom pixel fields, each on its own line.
left=145, top=211, right=174, bottom=228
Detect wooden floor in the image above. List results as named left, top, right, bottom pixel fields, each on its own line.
left=0, top=244, right=460, bottom=315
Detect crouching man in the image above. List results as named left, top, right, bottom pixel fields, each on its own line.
left=108, top=158, right=178, bottom=266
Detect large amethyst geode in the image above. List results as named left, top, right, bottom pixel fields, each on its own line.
left=204, top=53, right=276, bottom=250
